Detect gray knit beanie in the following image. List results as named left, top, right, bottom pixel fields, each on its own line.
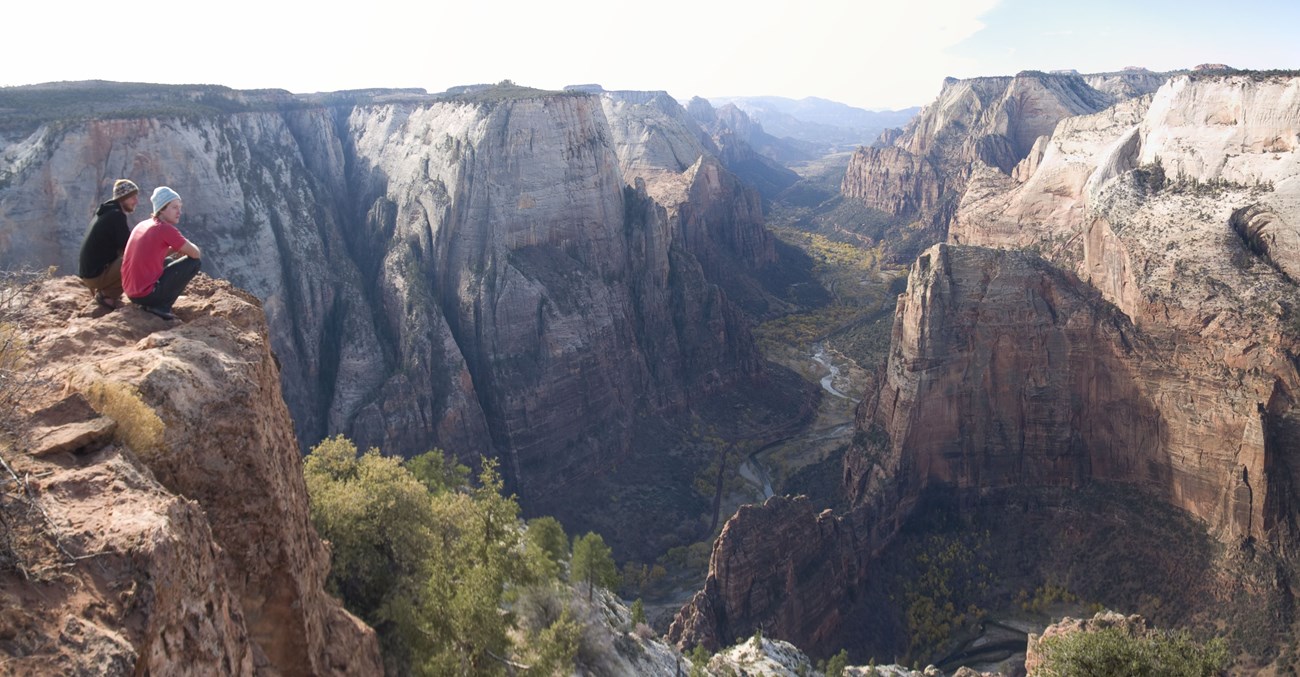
left=150, top=186, right=181, bottom=215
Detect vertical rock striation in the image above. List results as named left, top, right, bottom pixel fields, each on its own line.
left=0, top=83, right=805, bottom=544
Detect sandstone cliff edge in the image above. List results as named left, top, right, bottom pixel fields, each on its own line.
left=0, top=275, right=380, bottom=675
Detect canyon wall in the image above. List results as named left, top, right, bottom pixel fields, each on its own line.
left=0, top=84, right=804, bottom=523
left=674, top=72, right=1300, bottom=660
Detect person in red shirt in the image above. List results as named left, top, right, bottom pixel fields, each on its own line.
left=121, top=186, right=202, bottom=321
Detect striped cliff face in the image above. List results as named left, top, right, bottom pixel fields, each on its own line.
left=0, top=85, right=800, bottom=554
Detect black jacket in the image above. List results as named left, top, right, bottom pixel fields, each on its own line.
left=78, top=200, right=131, bottom=278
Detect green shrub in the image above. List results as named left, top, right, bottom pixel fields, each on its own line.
left=525, top=516, right=569, bottom=581
left=688, top=645, right=712, bottom=677
left=1035, top=627, right=1229, bottom=677
left=305, top=437, right=569, bottom=675
left=824, top=649, right=849, bottom=677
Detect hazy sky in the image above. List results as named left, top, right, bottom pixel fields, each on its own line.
left=6, top=0, right=1298, bottom=110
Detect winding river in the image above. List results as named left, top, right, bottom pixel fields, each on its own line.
left=811, top=343, right=853, bottom=400
left=736, top=344, right=858, bottom=501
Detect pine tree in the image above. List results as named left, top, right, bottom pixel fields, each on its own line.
left=825, top=649, right=849, bottom=677
left=570, top=532, right=618, bottom=601
left=528, top=607, right=581, bottom=676
left=525, top=516, right=569, bottom=580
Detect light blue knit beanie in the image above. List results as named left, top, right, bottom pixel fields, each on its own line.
left=150, top=186, right=181, bottom=215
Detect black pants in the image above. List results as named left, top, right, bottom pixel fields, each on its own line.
left=129, top=256, right=200, bottom=311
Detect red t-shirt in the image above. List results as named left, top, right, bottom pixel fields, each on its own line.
left=122, top=217, right=188, bottom=299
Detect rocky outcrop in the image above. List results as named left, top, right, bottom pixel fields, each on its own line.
left=1232, top=204, right=1300, bottom=283
left=675, top=238, right=1297, bottom=657
left=689, top=99, right=810, bottom=192
left=950, top=95, right=1152, bottom=252
left=601, top=92, right=800, bottom=202
left=1, top=275, right=380, bottom=675
left=842, top=71, right=1168, bottom=261
left=0, top=83, right=806, bottom=540
left=840, top=146, right=945, bottom=221
left=1083, top=69, right=1168, bottom=100
left=599, top=90, right=716, bottom=201
left=667, top=496, right=866, bottom=654
left=602, top=91, right=795, bottom=320
left=948, top=74, right=1300, bottom=546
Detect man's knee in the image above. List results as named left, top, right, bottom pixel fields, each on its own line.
left=169, top=256, right=201, bottom=277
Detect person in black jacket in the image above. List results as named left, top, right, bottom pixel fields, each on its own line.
left=78, top=179, right=140, bottom=309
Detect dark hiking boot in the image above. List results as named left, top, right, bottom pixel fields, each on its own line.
left=139, top=305, right=177, bottom=321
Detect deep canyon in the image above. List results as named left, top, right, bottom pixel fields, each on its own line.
left=2, top=67, right=1300, bottom=673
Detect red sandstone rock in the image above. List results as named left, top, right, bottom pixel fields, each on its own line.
left=0, top=276, right=380, bottom=675
left=673, top=237, right=1299, bottom=655
left=666, top=495, right=865, bottom=653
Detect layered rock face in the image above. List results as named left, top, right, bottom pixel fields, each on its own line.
left=599, top=90, right=717, bottom=199
left=667, top=496, right=867, bottom=652
left=598, top=90, right=800, bottom=203
left=860, top=242, right=1298, bottom=544
left=840, top=145, right=945, bottom=222
left=952, top=73, right=1300, bottom=543
left=675, top=73, right=1300, bottom=660
left=0, top=105, right=435, bottom=464
left=841, top=71, right=1167, bottom=260
left=0, top=84, right=795, bottom=518
left=601, top=91, right=790, bottom=319
left=1, top=276, right=379, bottom=675
left=1083, top=68, right=1170, bottom=100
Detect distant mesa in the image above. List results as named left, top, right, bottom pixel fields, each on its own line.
left=1194, top=63, right=1234, bottom=71
left=1122, top=65, right=1151, bottom=71
left=442, top=83, right=497, bottom=95
left=1050, top=69, right=1080, bottom=75
left=564, top=83, right=606, bottom=94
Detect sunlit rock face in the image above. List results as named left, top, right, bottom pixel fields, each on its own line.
left=3, top=276, right=381, bottom=676
left=841, top=70, right=1167, bottom=261
left=947, top=71, right=1300, bottom=543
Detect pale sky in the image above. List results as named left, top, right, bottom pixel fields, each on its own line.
left=5, top=0, right=1298, bottom=110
